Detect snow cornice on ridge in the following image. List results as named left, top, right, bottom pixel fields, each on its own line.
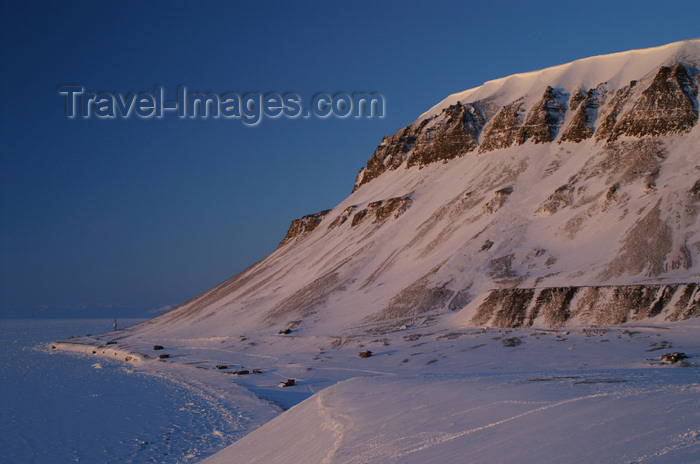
left=420, top=37, right=700, bottom=121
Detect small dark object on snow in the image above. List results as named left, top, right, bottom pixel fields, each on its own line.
left=502, top=337, right=522, bottom=347
left=480, top=240, right=494, bottom=251
left=51, top=345, right=57, bottom=350
left=216, top=365, right=228, bottom=369
left=159, top=354, right=170, bottom=359
left=359, top=350, right=373, bottom=358
left=106, top=341, right=117, bottom=345
left=92, top=350, right=97, bottom=354
left=153, top=345, right=164, bottom=350
left=233, top=370, right=250, bottom=375
left=279, top=328, right=292, bottom=334
left=252, top=369, right=263, bottom=374
left=661, top=352, right=688, bottom=363
left=279, top=379, right=295, bottom=387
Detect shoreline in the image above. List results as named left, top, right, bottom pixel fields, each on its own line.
left=48, top=332, right=282, bottom=462
left=2, top=318, right=268, bottom=464
left=49, top=332, right=284, bottom=415
left=50, top=318, right=700, bottom=463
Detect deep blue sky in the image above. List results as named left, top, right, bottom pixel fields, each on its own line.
left=1, top=1, right=698, bottom=317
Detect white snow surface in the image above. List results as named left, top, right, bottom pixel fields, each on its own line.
left=202, top=373, right=700, bottom=464
left=60, top=319, right=700, bottom=463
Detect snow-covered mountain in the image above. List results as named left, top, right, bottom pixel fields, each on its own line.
left=53, top=40, right=700, bottom=464
left=145, top=39, right=700, bottom=339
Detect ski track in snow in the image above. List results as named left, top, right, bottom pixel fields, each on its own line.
left=317, top=393, right=354, bottom=464
left=394, top=384, right=688, bottom=460
left=628, top=430, right=700, bottom=463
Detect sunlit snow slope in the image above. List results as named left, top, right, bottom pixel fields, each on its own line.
left=142, top=38, right=700, bottom=339
left=200, top=371, right=700, bottom=464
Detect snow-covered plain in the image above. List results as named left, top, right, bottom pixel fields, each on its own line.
left=205, top=373, right=700, bottom=464
left=55, top=317, right=700, bottom=463
left=0, top=319, right=252, bottom=464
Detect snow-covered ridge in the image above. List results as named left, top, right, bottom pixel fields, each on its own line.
left=420, top=37, right=700, bottom=120
left=353, top=38, right=700, bottom=192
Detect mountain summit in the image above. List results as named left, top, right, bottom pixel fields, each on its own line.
left=149, top=39, right=700, bottom=337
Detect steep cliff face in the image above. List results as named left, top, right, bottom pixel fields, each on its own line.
left=148, top=39, right=700, bottom=336
left=470, top=284, right=700, bottom=328
left=353, top=126, right=420, bottom=192
left=407, top=102, right=486, bottom=168
left=559, top=86, right=603, bottom=143
left=478, top=101, right=525, bottom=153
left=514, top=86, right=568, bottom=144
left=352, top=46, right=700, bottom=191
left=352, top=101, right=492, bottom=192
left=349, top=195, right=412, bottom=227
left=278, top=210, right=331, bottom=247
left=610, top=64, right=698, bottom=139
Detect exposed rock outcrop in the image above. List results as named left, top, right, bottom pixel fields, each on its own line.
left=472, top=287, right=535, bottom=327
left=279, top=210, right=331, bottom=247
left=372, top=274, right=454, bottom=321
left=691, top=179, right=700, bottom=200
left=599, top=202, right=676, bottom=279
left=568, top=89, right=586, bottom=112
left=478, top=101, right=525, bottom=153
left=560, top=87, right=603, bottom=143
left=353, top=61, right=699, bottom=190
left=407, top=102, right=485, bottom=168
left=594, top=82, right=637, bottom=141
left=471, top=283, right=700, bottom=328
left=351, top=195, right=412, bottom=227
left=484, top=186, right=514, bottom=214
left=536, top=184, right=575, bottom=216
left=353, top=125, right=422, bottom=192
left=515, top=86, right=568, bottom=144
left=328, top=206, right=357, bottom=230
left=609, top=65, right=698, bottom=139
left=353, top=101, right=491, bottom=191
